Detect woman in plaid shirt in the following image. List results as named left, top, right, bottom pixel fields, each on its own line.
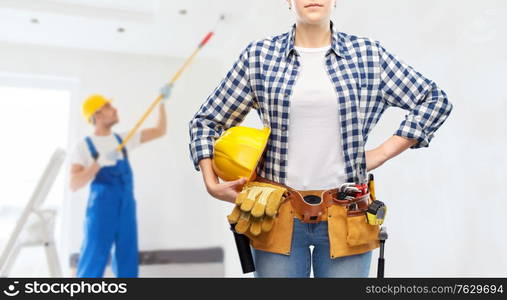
left=189, top=0, right=452, bottom=277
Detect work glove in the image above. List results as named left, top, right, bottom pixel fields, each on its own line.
left=160, top=83, right=173, bottom=103
left=227, top=182, right=287, bottom=236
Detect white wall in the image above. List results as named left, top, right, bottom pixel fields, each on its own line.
left=0, top=0, right=506, bottom=278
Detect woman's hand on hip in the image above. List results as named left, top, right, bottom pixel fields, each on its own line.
left=366, top=135, right=418, bottom=172
left=365, top=147, right=389, bottom=172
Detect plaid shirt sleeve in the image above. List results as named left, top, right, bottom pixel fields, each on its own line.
left=377, top=42, right=453, bottom=148
left=188, top=43, right=257, bottom=170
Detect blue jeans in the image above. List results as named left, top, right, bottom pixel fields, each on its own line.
left=253, top=219, right=372, bottom=278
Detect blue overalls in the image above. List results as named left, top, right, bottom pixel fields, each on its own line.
left=77, top=133, right=139, bottom=278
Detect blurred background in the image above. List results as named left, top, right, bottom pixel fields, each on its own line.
left=0, top=0, right=505, bottom=277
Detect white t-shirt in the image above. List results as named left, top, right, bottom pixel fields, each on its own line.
left=71, top=132, right=142, bottom=167
left=286, top=46, right=347, bottom=190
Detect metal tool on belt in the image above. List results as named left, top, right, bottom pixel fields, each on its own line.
left=368, top=174, right=389, bottom=278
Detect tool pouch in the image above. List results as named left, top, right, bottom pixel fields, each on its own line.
left=244, top=200, right=294, bottom=255
left=346, top=213, right=379, bottom=247
left=337, top=194, right=380, bottom=247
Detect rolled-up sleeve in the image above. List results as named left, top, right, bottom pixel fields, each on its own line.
left=377, top=42, right=453, bottom=149
left=189, top=43, right=256, bottom=170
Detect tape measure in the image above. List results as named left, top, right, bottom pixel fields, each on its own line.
left=366, top=200, right=387, bottom=225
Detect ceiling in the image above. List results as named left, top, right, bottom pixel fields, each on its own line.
left=0, top=0, right=291, bottom=59
left=0, top=0, right=503, bottom=60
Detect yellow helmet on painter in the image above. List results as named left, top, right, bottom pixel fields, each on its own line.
left=82, top=94, right=111, bottom=123
left=212, top=126, right=271, bottom=182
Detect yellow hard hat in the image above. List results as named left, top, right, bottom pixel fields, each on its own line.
left=82, top=94, right=111, bottom=123
left=212, top=126, right=271, bottom=182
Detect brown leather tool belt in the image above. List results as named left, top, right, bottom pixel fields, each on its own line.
left=256, top=177, right=370, bottom=224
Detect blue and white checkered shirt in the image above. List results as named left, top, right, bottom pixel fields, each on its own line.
left=189, top=23, right=453, bottom=184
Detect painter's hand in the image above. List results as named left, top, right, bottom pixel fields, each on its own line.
left=160, top=83, right=173, bottom=103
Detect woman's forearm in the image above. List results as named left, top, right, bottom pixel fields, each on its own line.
left=379, top=135, right=418, bottom=160
left=198, top=158, right=219, bottom=192
left=366, top=135, right=417, bottom=172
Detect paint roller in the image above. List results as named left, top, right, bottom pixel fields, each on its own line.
left=107, top=14, right=226, bottom=159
